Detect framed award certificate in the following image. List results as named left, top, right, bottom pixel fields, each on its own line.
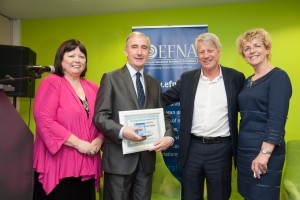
left=119, top=108, right=165, bottom=154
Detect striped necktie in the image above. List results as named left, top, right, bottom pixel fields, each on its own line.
left=136, top=72, right=145, bottom=109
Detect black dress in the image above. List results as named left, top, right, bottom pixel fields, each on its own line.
left=237, top=67, right=292, bottom=200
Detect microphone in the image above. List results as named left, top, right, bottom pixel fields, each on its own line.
left=27, top=65, right=55, bottom=74
left=5, top=75, right=15, bottom=80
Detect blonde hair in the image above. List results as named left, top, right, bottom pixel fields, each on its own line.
left=195, top=33, right=222, bottom=52
left=236, top=28, right=272, bottom=61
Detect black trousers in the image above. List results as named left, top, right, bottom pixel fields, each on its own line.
left=182, top=136, right=232, bottom=200
left=33, top=171, right=95, bottom=200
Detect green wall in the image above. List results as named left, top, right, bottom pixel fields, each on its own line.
left=20, top=0, right=300, bottom=141
left=19, top=0, right=300, bottom=199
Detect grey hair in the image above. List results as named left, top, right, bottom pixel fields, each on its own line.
left=125, top=32, right=151, bottom=48
left=195, top=33, right=222, bottom=52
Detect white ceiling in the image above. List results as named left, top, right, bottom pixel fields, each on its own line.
left=0, top=0, right=263, bottom=20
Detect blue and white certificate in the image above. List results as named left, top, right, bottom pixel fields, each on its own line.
left=119, top=108, right=165, bottom=154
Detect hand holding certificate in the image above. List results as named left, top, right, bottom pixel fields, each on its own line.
left=134, top=122, right=152, bottom=136
left=119, top=108, right=165, bottom=154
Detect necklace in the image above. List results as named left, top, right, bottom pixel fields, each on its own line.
left=247, top=67, right=275, bottom=88
left=246, top=78, right=254, bottom=88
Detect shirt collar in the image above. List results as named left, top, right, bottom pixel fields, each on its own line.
left=200, top=65, right=223, bottom=81
left=126, top=62, right=144, bottom=78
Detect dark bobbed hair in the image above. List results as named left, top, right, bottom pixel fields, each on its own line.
left=54, top=39, right=88, bottom=77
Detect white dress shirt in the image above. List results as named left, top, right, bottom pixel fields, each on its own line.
left=191, top=68, right=230, bottom=138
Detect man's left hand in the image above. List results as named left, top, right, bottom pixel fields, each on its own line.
left=149, top=136, right=173, bottom=152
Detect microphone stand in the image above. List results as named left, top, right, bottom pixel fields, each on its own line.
left=0, top=72, right=41, bottom=108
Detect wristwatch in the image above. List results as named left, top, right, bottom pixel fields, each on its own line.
left=260, top=148, right=272, bottom=155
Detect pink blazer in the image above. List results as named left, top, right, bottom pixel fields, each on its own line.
left=33, top=74, right=103, bottom=194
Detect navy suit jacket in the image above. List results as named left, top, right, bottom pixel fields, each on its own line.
left=93, top=65, right=174, bottom=175
left=163, top=66, right=245, bottom=169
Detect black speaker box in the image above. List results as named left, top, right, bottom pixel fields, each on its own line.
left=0, top=45, right=36, bottom=98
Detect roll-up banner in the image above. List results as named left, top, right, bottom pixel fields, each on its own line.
left=132, top=25, right=208, bottom=181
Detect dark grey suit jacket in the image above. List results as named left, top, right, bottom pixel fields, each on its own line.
left=163, top=66, right=245, bottom=169
left=93, top=65, right=174, bottom=175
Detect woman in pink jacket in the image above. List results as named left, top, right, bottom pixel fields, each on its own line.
left=33, top=39, right=104, bottom=200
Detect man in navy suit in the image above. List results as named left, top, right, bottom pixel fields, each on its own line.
left=163, top=33, right=245, bottom=200
left=93, top=32, right=174, bottom=200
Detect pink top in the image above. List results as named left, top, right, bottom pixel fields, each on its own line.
left=33, top=74, right=103, bottom=194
